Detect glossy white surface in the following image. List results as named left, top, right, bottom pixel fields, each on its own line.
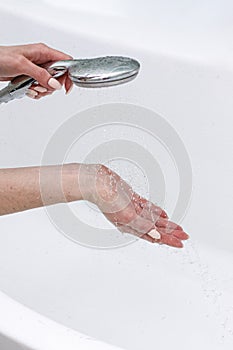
left=2, top=0, right=233, bottom=67
left=0, top=2, right=233, bottom=350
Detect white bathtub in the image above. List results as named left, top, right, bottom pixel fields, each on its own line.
left=1, top=1, right=233, bottom=349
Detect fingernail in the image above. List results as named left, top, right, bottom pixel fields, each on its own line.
left=66, top=84, right=73, bottom=95
left=26, top=90, right=38, bottom=98
left=34, top=86, right=48, bottom=93
left=48, top=78, right=62, bottom=90
left=147, top=229, right=161, bottom=240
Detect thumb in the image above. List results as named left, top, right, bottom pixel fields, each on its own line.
left=22, top=58, right=62, bottom=90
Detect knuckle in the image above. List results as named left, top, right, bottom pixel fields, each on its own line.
left=16, top=55, right=26, bottom=67
left=36, top=42, right=47, bottom=50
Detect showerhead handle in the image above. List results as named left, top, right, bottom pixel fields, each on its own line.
left=0, top=56, right=140, bottom=104
left=0, top=62, right=68, bottom=104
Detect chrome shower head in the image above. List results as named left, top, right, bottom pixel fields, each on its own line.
left=0, top=56, right=140, bottom=104
left=48, top=56, right=140, bottom=88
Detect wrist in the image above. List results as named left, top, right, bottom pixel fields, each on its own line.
left=61, top=163, right=81, bottom=202
left=61, top=163, right=99, bottom=203
left=84, top=164, right=120, bottom=207
left=62, top=163, right=119, bottom=207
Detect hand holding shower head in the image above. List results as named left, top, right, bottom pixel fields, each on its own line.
left=0, top=56, right=140, bottom=104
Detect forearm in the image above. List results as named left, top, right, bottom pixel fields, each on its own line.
left=0, top=163, right=85, bottom=215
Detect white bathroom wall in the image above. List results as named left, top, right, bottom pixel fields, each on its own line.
left=2, top=0, right=233, bottom=67
left=43, top=0, right=124, bottom=16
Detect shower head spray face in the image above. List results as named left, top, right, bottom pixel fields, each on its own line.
left=48, top=56, right=140, bottom=88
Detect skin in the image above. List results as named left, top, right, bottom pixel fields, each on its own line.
left=0, top=43, right=189, bottom=248
left=0, top=43, right=73, bottom=98
left=0, top=164, right=189, bottom=248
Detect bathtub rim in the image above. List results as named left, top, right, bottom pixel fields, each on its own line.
left=0, top=290, right=123, bottom=350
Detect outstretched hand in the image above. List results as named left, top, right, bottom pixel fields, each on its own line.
left=85, top=165, right=189, bottom=248
left=0, top=43, right=73, bottom=99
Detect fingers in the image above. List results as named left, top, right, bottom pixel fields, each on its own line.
left=141, top=226, right=186, bottom=248
left=155, top=218, right=183, bottom=231
left=158, top=232, right=183, bottom=248
left=141, top=234, right=156, bottom=244
left=21, top=43, right=73, bottom=90
left=0, top=77, right=13, bottom=81
left=26, top=88, right=52, bottom=99
left=20, top=58, right=62, bottom=90
left=117, top=223, right=185, bottom=248
left=27, top=71, right=71, bottom=99
left=114, top=193, right=188, bottom=248
left=117, top=209, right=187, bottom=247
left=157, top=227, right=189, bottom=240
left=65, top=76, right=74, bottom=94
left=139, top=229, right=185, bottom=248
left=58, top=73, right=74, bottom=94
left=55, top=73, right=67, bottom=89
